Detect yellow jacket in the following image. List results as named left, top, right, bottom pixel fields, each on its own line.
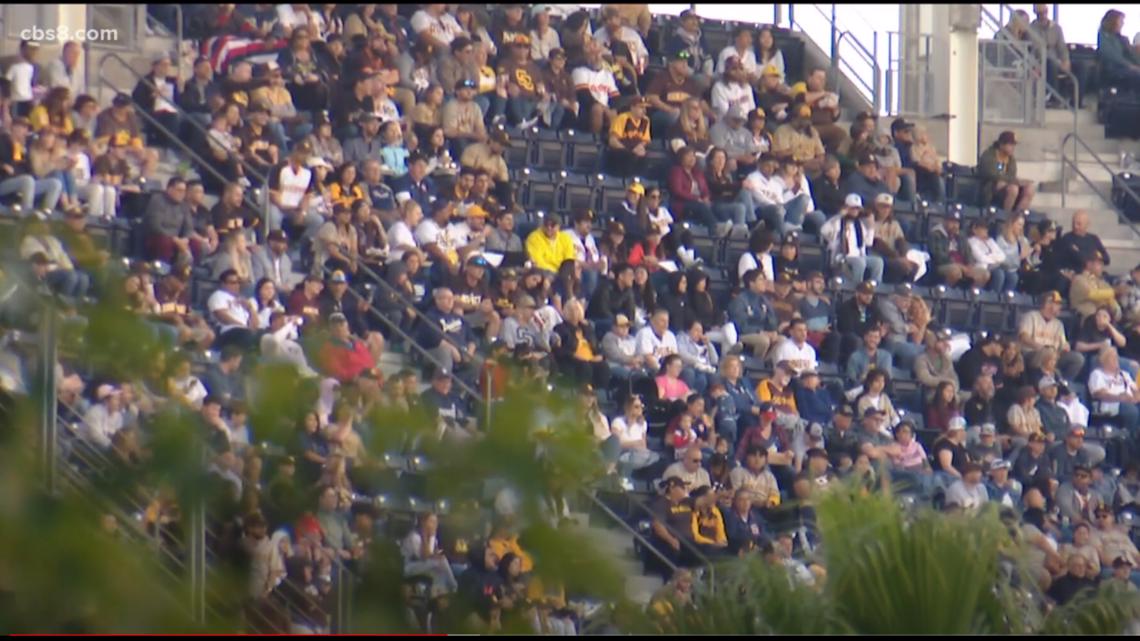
left=525, top=228, right=577, bottom=273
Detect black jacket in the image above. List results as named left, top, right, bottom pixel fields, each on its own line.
left=587, top=278, right=636, bottom=322
left=836, top=298, right=882, bottom=337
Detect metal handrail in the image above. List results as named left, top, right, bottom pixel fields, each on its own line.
left=144, top=5, right=184, bottom=87
left=317, top=263, right=484, bottom=405
left=584, top=490, right=678, bottom=575
left=1059, top=133, right=1140, bottom=241
left=621, top=489, right=715, bottom=591
left=95, top=51, right=272, bottom=234
left=981, top=3, right=1080, bottom=141
left=836, top=30, right=880, bottom=112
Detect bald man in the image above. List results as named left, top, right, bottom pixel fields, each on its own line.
left=1058, top=210, right=1110, bottom=274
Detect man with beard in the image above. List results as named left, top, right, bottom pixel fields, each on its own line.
left=772, top=103, right=825, bottom=177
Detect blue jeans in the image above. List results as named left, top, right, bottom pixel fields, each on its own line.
left=507, top=97, right=537, bottom=125
left=52, top=170, right=77, bottom=198
left=884, top=337, right=923, bottom=372
left=547, top=103, right=568, bottom=129
left=46, top=269, right=90, bottom=299
left=988, top=267, right=1006, bottom=293
left=474, top=93, right=506, bottom=125
left=756, top=195, right=807, bottom=238
left=650, top=109, right=680, bottom=137
left=0, top=175, right=62, bottom=212
left=680, top=367, right=711, bottom=395
left=1118, top=402, right=1140, bottom=435
left=267, top=120, right=290, bottom=152
left=683, top=201, right=720, bottom=232
left=713, top=201, right=749, bottom=226
left=581, top=268, right=601, bottom=302
left=839, top=254, right=885, bottom=283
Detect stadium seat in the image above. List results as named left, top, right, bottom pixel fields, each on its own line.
left=533, top=127, right=566, bottom=170
left=561, top=171, right=595, bottom=213
left=564, top=130, right=602, bottom=173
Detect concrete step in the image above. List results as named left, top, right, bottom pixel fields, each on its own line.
left=625, top=574, right=664, bottom=607
left=1030, top=191, right=1109, bottom=210
left=1044, top=107, right=1099, bottom=127
left=1018, top=159, right=1115, bottom=184
left=1099, top=239, right=1140, bottom=276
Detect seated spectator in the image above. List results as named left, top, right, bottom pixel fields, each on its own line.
left=689, top=486, right=729, bottom=555
left=755, top=66, right=792, bottom=129
left=1057, top=465, right=1103, bottom=525
left=1097, top=9, right=1140, bottom=87
left=924, top=380, right=961, bottom=435
left=1076, top=308, right=1136, bottom=378
left=202, top=345, right=245, bottom=406
left=606, top=95, right=651, bottom=179
left=677, top=319, right=719, bottom=393
left=668, top=98, right=713, bottom=159
left=207, top=268, right=261, bottom=351
left=655, top=354, right=692, bottom=403
left=417, top=287, right=477, bottom=375
left=0, top=116, right=63, bottom=217
left=717, top=26, right=759, bottom=81
left=772, top=104, right=825, bottom=177
left=811, top=155, right=845, bottom=218
left=730, top=446, right=781, bottom=510
left=888, top=420, right=932, bottom=486
left=662, top=444, right=713, bottom=487
left=966, top=218, right=1011, bottom=293
left=710, top=57, right=756, bottom=121
left=846, top=326, right=893, bottom=387
left=944, top=462, right=989, bottom=513
left=931, top=419, right=970, bottom=485
left=80, top=384, right=125, bottom=450
left=571, top=39, right=620, bottom=134
left=1059, top=210, right=1111, bottom=277
left=929, top=211, right=988, bottom=288
left=18, top=220, right=91, bottom=300
left=1020, top=291, right=1085, bottom=381
left=820, top=195, right=884, bottom=284
left=743, top=153, right=801, bottom=239
left=856, top=369, right=900, bottom=428
left=799, top=69, right=845, bottom=154
left=978, top=131, right=1035, bottom=211
left=93, top=93, right=159, bottom=177
left=1007, top=385, right=1045, bottom=447
left=401, top=511, right=459, bottom=597
left=650, top=477, right=695, bottom=566
left=1089, top=346, right=1140, bottom=436
left=729, top=269, right=780, bottom=361
left=794, top=369, right=835, bottom=426
left=894, top=120, right=946, bottom=203
left=525, top=213, right=577, bottom=275
left=318, top=313, right=377, bottom=384
left=771, top=318, right=817, bottom=376
left=1070, top=253, right=1122, bottom=323
left=774, top=160, right=823, bottom=234
left=612, top=395, right=660, bottom=476
left=667, top=146, right=722, bottom=235
left=1052, top=425, right=1107, bottom=482
left=593, top=6, right=649, bottom=73
left=914, top=328, right=960, bottom=403
left=841, top=152, right=891, bottom=206
left=551, top=299, right=608, bottom=388
left=1093, top=507, right=1140, bottom=570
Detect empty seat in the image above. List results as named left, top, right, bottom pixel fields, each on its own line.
left=561, top=172, right=595, bottom=213
left=564, top=130, right=602, bottom=173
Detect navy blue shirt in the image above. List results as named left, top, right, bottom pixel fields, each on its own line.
left=417, top=307, right=473, bottom=350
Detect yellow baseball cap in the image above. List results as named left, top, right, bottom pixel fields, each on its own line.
left=791, top=81, right=808, bottom=95
left=466, top=204, right=489, bottom=219
left=628, top=183, right=646, bottom=195
left=761, top=65, right=781, bottom=77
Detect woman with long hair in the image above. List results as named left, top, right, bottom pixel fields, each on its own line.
left=687, top=268, right=738, bottom=354
left=925, top=380, right=960, bottom=433
left=656, top=354, right=693, bottom=402
left=550, top=258, right=584, bottom=318
left=1097, top=9, right=1140, bottom=87
left=669, top=98, right=712, bottom=157
left=29, top=86, right=74, bottom=136
left=705, top=146, right=753, bottom=229
left=254, top=277, right=286, bottom=328
left=631, top=264, right=658, bottom=321
left=995, top=214, right=1031, bottom=295
left=756, top=27, right=786, bottom=84
left=628, top=224, right=667, bottom=274
left=667, top=146, right=722, bottom=236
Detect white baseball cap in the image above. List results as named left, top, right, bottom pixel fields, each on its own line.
left=844, top=194, right=863, bottom=208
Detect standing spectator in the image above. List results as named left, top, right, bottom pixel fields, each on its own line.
left=978, top=131, right=1035, bottom=211
left=6, top=40, right=41, bottom=118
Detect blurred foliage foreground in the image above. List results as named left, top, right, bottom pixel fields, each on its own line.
left=2, top=282, right=1140, bottom=634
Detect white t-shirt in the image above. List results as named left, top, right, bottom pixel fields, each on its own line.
left=387, top=220, right=418, bottom=262
left=6, top=61, right=35, bottom=102
left=742, top=170, right=784, bottom=207
left=275, top=165, right=312, bottom=209
left=710, top=80, right=757, bottom=119
left=592, top=26, right=648, bottom=68
left=611, top=415, right=648, bottom=446
left=771, top=339, right=818, bottom=374
left=571, top=65, right=619, bottom=107
left=410, top=10, right=465, bottom=46
left=1089, top=367, right=1136, bottom=416
left=737, top=251, right=775, bottom=282
left=634, top=326, right=678, bottom=367
left=967, top=237, right=1007, bottom=268
left=208, top=289, right=252, bottom=332
left=568, top=229, right=601, bottom=264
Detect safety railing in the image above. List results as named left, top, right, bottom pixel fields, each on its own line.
left=1060, top=133, right=1140, bottom=240
left=584, top=490, right=678, bottom=576
left=978, top=37, right=1047, bottom=127
left=144, top=5, right=184, bottom=86
left=620, top=488, right=715, bottom=591
left=316, top=262, right=484, bottom=407
left=979, top=4, right=1080, bottom=143
left=885, top=31, right=934, bottom=118
left=95, top=51, right=272, bottom=235
left=787, top=3, right=881, bottom=112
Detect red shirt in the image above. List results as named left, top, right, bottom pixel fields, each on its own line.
left=319, top=337, right=376, bottom=383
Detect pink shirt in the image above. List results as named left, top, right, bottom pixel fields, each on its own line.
left=891, top=439, right=928, bottom=470
left=655, top=375, right=692, bottom=402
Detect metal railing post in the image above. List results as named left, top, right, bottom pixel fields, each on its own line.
left=40, top=308, right=58, bottom=494
left=872, top=31, right=881, bottom=114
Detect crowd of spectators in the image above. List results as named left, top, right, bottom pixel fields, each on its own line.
left=2, top=2, right=1140, bottom=632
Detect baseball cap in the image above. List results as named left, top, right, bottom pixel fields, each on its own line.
left=724, top=55, right=744, bottom=70
left=96, top=384, right=121, bottom=401
left=1069, top=426, right=1087, bottom=437
left=790, top=81, right=808, bottom=96
left=510, top=34, right=532, bottom=47
left=807, top=423, right=824, bottom=439
left=727, top=104, right=749, bottom=121
left=659, top=476, right=689, bottom=491
left=861, top=407, right=883, bottom=419
left=761, top=64, right=781, bottom=77
left=980, top=423, right=996, bottom=436
left=670, top=48, right=692, bottom=62
left=455, top=78, right=478, bottom=91
left=627, top=183, right=646, bottom=196
left=856, top=280, right=876, bottom=294
left=112, top=93, right=132, bottom=108
left=998, top=130, right=1018, bottom=145
left=329, top=270, right=348, bottom=284
left=467, top=255, right=490, bottom=269
left=1115, top=557, right=1134, bottom=569
left=874, top=193, right=895, bottom=206
left=1037, top=376, right=1058, bottom=390
left=751, top=107, right=767, bottom=120
left=794, top=104, right=812, bottom=119
left=328, top=312, right=348, bottom=324
left=858, top=152, right=880, bottom=166
left=775, top=272, right=794, bottom=285
left=431, top=366, right=452, bottom=380
left=989, top=459, right=1011, bottom=471
left=466, top=204, right=489, bottom=219
left=890, top=118, right=915, bottom=133
left=490, top=128, right=511, bottom=146
left=1087, top=250, right=1106, bottom=264
left=516, top=294, right=537, bottom=309
left=947, top=417, right=967, bottom=432
left=844, top=194, right=864, bottom=209
left=836, top=405, right=855, bottom=417
left=267, top=229, right=288, bottom=243
left=1042, top=290, right=1063, bottom=304
left=614, top=314, right=631, bottom=327
left=499, top=267, right=519, bottom=280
